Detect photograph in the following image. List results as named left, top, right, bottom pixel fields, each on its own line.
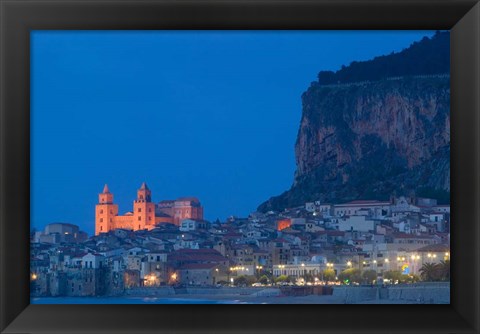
left=29, top=30, right=451, bottom=305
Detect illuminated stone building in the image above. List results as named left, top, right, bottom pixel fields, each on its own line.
left=95, top=183, right=204, bottom=235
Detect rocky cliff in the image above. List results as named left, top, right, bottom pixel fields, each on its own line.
left=258, top=33, right=450, bottom=212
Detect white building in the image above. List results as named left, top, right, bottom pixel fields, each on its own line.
left=179, top=219, right=209, bottom=232
left=81, top=253, right=105, bottom=269
left=273, top=263, right=323, bottom=278
left=336, top=215, right=375, bottom=232
left=305, top=202, right=316, bottom=212
left=334, top=200, right=390, bottom=218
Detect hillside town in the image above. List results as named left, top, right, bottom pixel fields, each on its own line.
left=30, top=183, right=450, bottom=299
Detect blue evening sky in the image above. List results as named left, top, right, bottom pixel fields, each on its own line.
left=31, top=30, right=435, bottom=236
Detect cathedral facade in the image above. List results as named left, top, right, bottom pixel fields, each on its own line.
left=95, top=183, right=203, bottom=235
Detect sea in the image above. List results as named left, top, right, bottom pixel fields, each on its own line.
left=31, top=297, right=246, bottom=304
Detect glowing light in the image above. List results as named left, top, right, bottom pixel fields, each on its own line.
left=347, top=261, right=352, bottom=267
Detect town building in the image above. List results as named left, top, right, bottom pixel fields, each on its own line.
left=33, top=223, right=88, bottom=244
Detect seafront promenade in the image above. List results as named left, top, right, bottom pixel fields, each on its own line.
left=52, top=282, right=448, bottom=304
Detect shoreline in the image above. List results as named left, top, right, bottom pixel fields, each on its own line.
left=31, top=283, right=450, bottom=304
left=31, top=293, right=441, bottom=305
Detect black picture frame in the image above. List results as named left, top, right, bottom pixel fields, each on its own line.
left=1, top=0, right=479, bottom=333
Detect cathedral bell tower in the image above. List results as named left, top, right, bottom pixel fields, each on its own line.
left=95, top=184, right=119, bottom=235
left=133, top=182, right=156, bottom=231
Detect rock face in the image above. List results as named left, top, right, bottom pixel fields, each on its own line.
left=258, top=34, right=450, bottom=212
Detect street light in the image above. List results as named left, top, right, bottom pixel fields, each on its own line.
left=171, top=272, right=177, bottom=282
left=347, top=261, right=352, bottom=267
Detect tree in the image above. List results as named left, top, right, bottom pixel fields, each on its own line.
left=303, top=273, right=315, bottom=283
left=234, top=275, right=248, bottom=287
left=322, top=269, right=336, bottom=282
left=246, top=276, right=257, bottom=286
left=437, top=260, right=450, bottom=281
left=338, top=268, right=362, bottom=284
left=259, top=275, right=269, bottom=285
left=275, top=275, right=289, bottom=284
left=362, top=270, right=377, bottom=284
left=419, top=262, right=441, bottom=281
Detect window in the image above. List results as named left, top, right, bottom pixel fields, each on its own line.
left=138, top=216, right=141, bottom=221
left=100, top=209, right=103, bottom=214
left=100, top=218, right=103, bottom=222
left=138, top=208, right=142, bottom=212
left=148, top=208, right=152, bottom=212
left=100, top=226, right=103, bottom=231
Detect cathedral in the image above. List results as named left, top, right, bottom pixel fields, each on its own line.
left=95, top=183, right=203, bottom=235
